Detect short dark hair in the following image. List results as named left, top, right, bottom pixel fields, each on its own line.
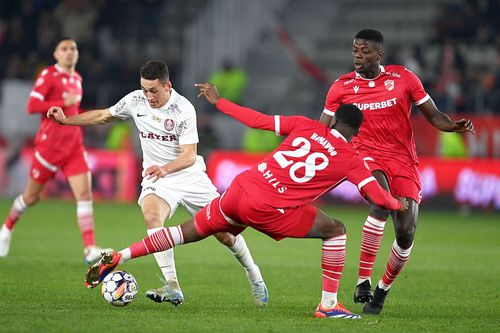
left=140, top=60, right=169, bottom=83
left=355, top=29, right=384, bottom=46
left=335, top=104, right=363, bottom=129
left=54, top=37, right=76, bottom=49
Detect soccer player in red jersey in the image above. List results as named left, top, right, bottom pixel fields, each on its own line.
left=0, top=38, right=111, bottom=263
left=320, top=29, right=475, bottom=315
left=84, top=83, right=408, bottom=319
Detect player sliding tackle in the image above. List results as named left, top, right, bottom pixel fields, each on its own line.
left=79, top=83, right=408, bottom=319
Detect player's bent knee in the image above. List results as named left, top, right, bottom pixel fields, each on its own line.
left=370, top=205, right=390, bottom=220
left=213, top=232, right=235, bottom=246
left=23, top=193, right=40, bottom=206
left=395, top=227, right=415, bottom=248
left=325, top=218, right=346, bottom=238
left=142, top=211, right=162, bottom=228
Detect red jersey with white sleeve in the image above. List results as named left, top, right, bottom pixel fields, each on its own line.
left=27, top=64, right=83, bottom=156
left=216, top=99, right=402, bottom=211
left=323, top=65, right=429, bottom=164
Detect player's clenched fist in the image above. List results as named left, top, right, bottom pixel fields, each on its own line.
left=47, top=106, right=68, bottom=124
left=194, top=83, right=220, bottom=104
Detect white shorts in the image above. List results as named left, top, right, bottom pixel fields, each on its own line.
left=138, top=173, right=219, bottom=218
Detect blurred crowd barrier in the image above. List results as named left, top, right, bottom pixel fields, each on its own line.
left=0, top=148, right=137, bottom=202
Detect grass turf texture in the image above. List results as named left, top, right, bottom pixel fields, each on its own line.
left=0, top=199, right=499, bottom=333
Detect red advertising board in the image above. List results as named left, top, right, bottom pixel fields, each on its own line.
left=21, top=148, right=138, bottom=202
left=207, top=150, right=500, bottom=210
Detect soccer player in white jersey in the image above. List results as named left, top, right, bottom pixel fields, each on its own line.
left=47, top=60, right=268, bottom=307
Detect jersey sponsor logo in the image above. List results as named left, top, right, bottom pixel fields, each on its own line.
left=206, top=203, right=211, bottom=220
left=257, top=162, right=288, bottom=194
left=144, top=186, right=156, bottom=191
left=384, top=80, right=394, bottom=91
left=344, top=78, right=355, bottom=85
left=32, top=168, right=40, bottom=179
left=140, top=131, right=177, bottom=142
left=115, top=100, right=127, bottom=114
left=178, top=120, right=188, bottom=136
left=164, top=118, right=175, bottom=131
left=167, top=103, right=181, bottom=114
left=368, top=81, right=375, bottom=88
left=132, top=95, right=147, bottom=102
left=353, top=97, right=397, bottom=111
left=353, top=86, right=359, bottom=94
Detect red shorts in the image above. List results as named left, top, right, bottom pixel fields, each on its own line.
left=361, top=154, right=422, bottom=204
left=30, top=145, right=90, bottom=184
left=194, top=181, right=317, bottom=241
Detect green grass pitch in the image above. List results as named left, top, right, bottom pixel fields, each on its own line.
left=0, top=199, right=499, bottom=333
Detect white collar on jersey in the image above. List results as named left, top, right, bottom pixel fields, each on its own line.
left=55, top=63, right=75, bottom=77
left=329, top=128, right=348, bottom=142
left=355, top=65, right=385, bottom=81
left=157, top=88, right=178, bottom=111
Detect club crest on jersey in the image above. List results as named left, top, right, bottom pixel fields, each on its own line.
left=384, top=80, right=394, bottom=91
left=353, top=86, right=359, bottom=94
left=164, top=118, right=175, bottom=131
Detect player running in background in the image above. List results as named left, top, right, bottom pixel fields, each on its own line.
left=82, top=83, right=408, bottom=319
left=47, top=61, right=267, bottom=307
left=0, top=38, right=111, bottom=264
left=320, top=29, right=475, bottom=315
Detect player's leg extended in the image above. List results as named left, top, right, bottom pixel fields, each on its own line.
left=84, top=217, right=207, bottom=288
left=213, top=232, right=268, bottom=307
left=0, top=178, right=43, bottom=257
left=364, top=199, right=418, bottom=315
left=67, top=171, right=112, bottom=264
left=354, top=170, right=391, bottom=303
left=306, top=209, right=360, bottom=319
left=141, top=194, right=184, bottom=305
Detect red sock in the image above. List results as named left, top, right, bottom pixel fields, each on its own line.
left=77, top=201, right=95, bottom=247
left=381, top=240, right=413, bottom=288
left=4, top=195, right=27, bottom=230
left=129, top=226, right=184, bottom=259
left=358, top=216, right=386, bottom=282
left=321, top=234, right=346, bottom=293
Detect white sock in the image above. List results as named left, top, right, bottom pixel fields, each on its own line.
left=118, top=248, right=130, bottom=264
left=357, top=277, right=371, bottom=286
left=227, top=235, right=262, bottom=283
left=321, top=291, right=338, bottom=309
left=148, top=227, right=178, bottom=282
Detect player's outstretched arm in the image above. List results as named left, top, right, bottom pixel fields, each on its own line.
left=362, top=181, right=408, bottom=212
left=195, top=83, right=275, bottom=131
left=418, top=99, right=475, bottom=134
left=47, top=106, right=116, bottom=126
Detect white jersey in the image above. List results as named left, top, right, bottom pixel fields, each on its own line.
left=110, top=88, right=207, bottom=184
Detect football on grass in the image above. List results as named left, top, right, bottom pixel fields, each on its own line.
left=100, top=270, right=138, bottom=307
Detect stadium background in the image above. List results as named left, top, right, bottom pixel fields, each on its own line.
left=0, top=0, right=499, bottom=211
left=0, top=1, right=499, bottom=333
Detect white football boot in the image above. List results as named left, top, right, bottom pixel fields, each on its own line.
left=0, top=224, right=12, bottom=257
left=247, top=266, right=268, bottom=307
left=84, top=245, right=114, bottom=265
left=145, top=279, right=184, bottom=306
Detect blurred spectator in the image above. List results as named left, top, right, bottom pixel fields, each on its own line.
left=433, top=42, right=466, bottom=113
left=208, top=60, right=248, bottom=105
